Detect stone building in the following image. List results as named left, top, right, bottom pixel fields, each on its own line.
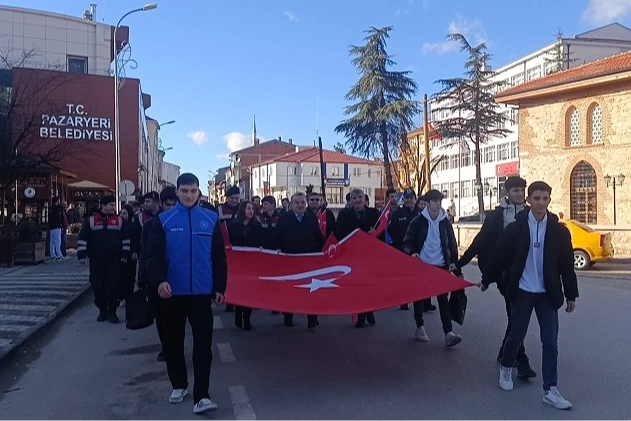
left=496, top=51, right=631, bottom=225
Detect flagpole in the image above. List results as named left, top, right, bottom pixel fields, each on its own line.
left=318, top=136, right=326, bottom=199
left=423, top=94, right=431, bottom=193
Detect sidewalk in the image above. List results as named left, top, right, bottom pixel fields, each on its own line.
left=0, top=252, right=90, bottom=363
left=457, top=247, right=631, bottom=279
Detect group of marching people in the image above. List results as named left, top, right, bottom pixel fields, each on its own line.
left=76, top=172, right=578, bottom=413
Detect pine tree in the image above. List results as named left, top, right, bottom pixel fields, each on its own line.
left=335, top=26, right=419, bottom=190
left=432, top=33, right=511, bottom=220
left=544, top=29, right=577, bottom=75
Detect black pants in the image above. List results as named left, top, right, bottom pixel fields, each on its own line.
left=89, top=257, right=120, bottom=313
left=161, top=295, right=214, bottom=403
left=119, top=260, right=137, bottom=300
left=500, top=294, right=528, bottom=364
left=283, top=313, right=318, bottom=323
left=413, top=293, right=453, bottom=334
left=235, top=306, right=252, bottom=321
left=501, top=290, right=559, bottom=390
left=149, top=288, right=165, bottom=348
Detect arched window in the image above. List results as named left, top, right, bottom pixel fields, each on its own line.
left=588, top=103, right=603, bottom=145
left=566, top=107, right=580, bottom=147
left=570, top=161, right=597, bottom=224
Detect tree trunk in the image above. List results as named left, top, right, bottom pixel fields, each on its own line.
left=380, top=124, right=394, bottom=190
left=474, top=141, right=485, bottom=221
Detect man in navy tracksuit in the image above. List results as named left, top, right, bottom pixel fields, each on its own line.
left=145, top=173, right=227, bottom=415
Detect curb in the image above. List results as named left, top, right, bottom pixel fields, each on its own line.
left=0, top=283, right=92, bottom=365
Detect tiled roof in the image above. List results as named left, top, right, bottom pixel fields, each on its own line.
left=496, top=50, right=631, bottom=98
left=252, top=148, right=377, bottom=167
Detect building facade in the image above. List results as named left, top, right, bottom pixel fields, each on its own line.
left=425, top=23, right=631, bottom=218
left=496, top=50, right=631, bottom=226
left=250, top=148, right=383, bottom=209
left=161, top=161, right=180, bottom=188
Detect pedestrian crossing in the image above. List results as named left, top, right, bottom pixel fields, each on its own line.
left=0, top=264, right=90, bottom=361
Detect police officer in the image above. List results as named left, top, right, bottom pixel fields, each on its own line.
left=387, top=188, right=420, bottom=310
left=77, top=195, right=131, bottom=323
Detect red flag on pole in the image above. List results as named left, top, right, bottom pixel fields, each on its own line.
left=224, top=229, right=473, bottom=315
left=373, top=201, right=394, bottom=237
left=317, top=209, right=327, bottom=238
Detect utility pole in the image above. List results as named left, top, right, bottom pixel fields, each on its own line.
left=423, top=94, right=431, bottom=193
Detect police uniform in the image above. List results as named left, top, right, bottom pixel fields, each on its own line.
left=217, top=185, right=239, bottom=222
left=257, top=209, right=280, bottom=250
left=77, top=196, right=131, bottom=323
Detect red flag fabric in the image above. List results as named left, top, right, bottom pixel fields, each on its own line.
left=317, top=209, right=327, bottom=238
left=224, top=229, right=472, bottom=315
left=322, top=233, right=338, bottom=253
left=220, top=221, right=231, bottom=248
left=373, top=201, right=394, bottom=237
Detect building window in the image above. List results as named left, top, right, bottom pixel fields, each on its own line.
left=496, top=111, right=509, bottom=129
left=326, top=187, right=344, bottom=205
left=450, top=182, right=459, bottom=198
left=483, top=146, right=496, bottom=163
left=510, top=108, right=519, bottom=125
left=67, top=56, right=88, bottom=74
left=440, top=158, right=449, bottom=171
left=511, top=141, right=519, bottom=159
left=450, top=154, right=459, bottom=169
left=269, top=167, right=273, bottom=176
left=526, top=65, right=541, bottom=81
left=461, top=152, right=471, bottom=167
left=332, top=167, right=340, bottom=176
left=570, top=161, right=597, bottom=224
left=497, top=143, right=510, bottom=161
left=510, top=73, right=524, bottom=86
left=566, top=107, right=580, bottom=147
left=440, top=183, right=449, bottom=196
left=460, top=180, right=471, bottom=198
left=367, top=169, right=372, bottom=178
left=588, top=103, right=603, bottom=145
left=352, top=168, right=361, bottom=177
left=483, top=177, right=495, bottom=193
left=310, top=166, right=319, bottom=176
left=431, top=184, right=439, bottom=191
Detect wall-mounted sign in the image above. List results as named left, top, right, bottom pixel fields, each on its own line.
left=24, top=187, right=36, bottom=198
left=325, top=178, right=350, bottom=187
left=39, top=103, right=113, bottom=141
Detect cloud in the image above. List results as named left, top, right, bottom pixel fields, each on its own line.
left=583, top=0, right=631, bottom=24
left=283, top=11, right=297, bottom=22
left=222, top=131, right=259, bottom=153
left=215, top=154, right=229, bottom=161
left=422, top=17, right=487, bottom=56
left=187, top=131, right=208, bottom=146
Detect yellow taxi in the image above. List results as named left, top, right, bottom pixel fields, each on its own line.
left=559, top=219, right=614, bottom=270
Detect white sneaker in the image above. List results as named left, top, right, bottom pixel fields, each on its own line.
left=414, top=326, right=429, bottom=342
left=444, top=331, right=462, bottom=347
left=499, top=366, right=514, bottom=391
left=543, top=387, right=572, bottom=410
left=193, top=398, right=218, bottom=414
left=169, top=388, right=187, bottom=404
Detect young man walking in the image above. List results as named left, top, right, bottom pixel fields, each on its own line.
left=454, top=176, right=536, bottom=379
left=481, top=181, right=578, bottom=410
left=145, top=173, right=227, bottom=414
left=403, top=189, right=462, bottom=347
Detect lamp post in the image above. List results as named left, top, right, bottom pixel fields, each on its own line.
left=113, top=3, right=158, bottom=212
left=604, top=173, right=625, bottom=225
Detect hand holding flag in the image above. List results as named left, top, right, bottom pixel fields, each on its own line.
left=373, top=201, right=394, bottom=238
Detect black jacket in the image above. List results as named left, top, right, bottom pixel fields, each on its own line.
left=77, top=213, right=131, bottom=260
left=457, top=200, right=528, bottom=272
left=67, top=208, right=82, bottom=225
left=482, top=210, right=579, bottom=309
left=275, top=211, right=324, bottom=254
left=137, top=213, right=158, bottom=287
left=131, top=211, right=156, bottom=255
left=49, top=204, right=64, bottom=229
left=335, top=206, right=380, bottom=240
left=227, top=219, right=264, bottom=248
left=387, top=206, right=420, bottom=251
left=402, top=211, right=458, bottom=267
left=258, top=209, right=280, bottom=250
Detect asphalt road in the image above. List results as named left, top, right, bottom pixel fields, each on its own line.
left=0, top=266, right=629, bottom=420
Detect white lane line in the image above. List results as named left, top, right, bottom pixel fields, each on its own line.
left=229, top=385, right=256, bottom=420
left=0, top=314, right=46, bottom=323
left=213, top=316, right=224, bottom=330
left=0, top=304, right=56, bottom=312
left=0, top=338, right=12, bottom=347
left=216, top=342, right=236, bottom=363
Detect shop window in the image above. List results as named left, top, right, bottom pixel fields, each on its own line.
left=67, top=56, right=88, bottom=74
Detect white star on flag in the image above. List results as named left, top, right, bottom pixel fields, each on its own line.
left=295, top=278, right=339, bottom=293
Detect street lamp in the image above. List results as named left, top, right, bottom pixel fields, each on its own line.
left=113, top=3, right=158, bottom=211
left=604, top=173, right=625, bottom=225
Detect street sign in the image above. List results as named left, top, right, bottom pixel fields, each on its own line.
left=119, top=180, right=135, bottom=197
left=325, top=178, right=350, bottom=187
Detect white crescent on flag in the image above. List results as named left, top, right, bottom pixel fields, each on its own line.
left=259, top=265, right=352, bottom=282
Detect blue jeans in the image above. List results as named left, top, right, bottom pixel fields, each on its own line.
left=501, top=289, right=559, bottom=390
left=49, top=228, right=62, bottom=259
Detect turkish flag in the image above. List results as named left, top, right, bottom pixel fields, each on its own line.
left=221, top=221, right=231, bottom=248
left=317, top=209, right=327, bottom=238
left=373, top=201, right=393, bottom=237
left=225, top=229, right=473, bottom=315
left=322, top=233, right=338, bottom=253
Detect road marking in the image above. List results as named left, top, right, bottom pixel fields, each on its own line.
left=0, top=324, right=32, bottom=333
left=0, top=314, right=46, bottom=323
left=0, top=304, right=56, bottom=312
left=229, top=385, right=256, bottom=420
left=0, top=289, right=77, bottom=297
left=0, top=338, right=12, bottom=347
left=217, top=342, right=236, bottom=363
left=213, top=316, right=224, bottom=329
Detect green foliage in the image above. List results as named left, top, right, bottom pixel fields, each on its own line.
left=432, top=33, right=511, bottom=218
left=335, top=26, right=419, bottom=189
left=544, top=28, right=576, bottom=75
left=333, top=142, right=346, bottom=154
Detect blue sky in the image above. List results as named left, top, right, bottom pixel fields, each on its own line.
left=9, top=0, right=631, bottom=188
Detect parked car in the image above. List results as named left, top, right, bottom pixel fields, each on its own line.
left=559, top=219, right=614, bottom=270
